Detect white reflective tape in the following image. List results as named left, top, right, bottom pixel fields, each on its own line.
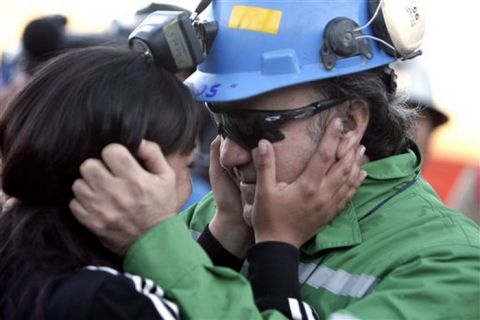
left=299, top=263, right=378, bottom=298
left=303, top=301, right=316, bottom=320
left=288, top=298, right=302, bottom=320
left=327, top=312, right=361, bottom=320
left=85, top=265, right=119, bottom=275
left=191, top=229, right=201, bottom=240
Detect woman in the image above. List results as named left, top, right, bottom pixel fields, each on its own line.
left=0, top=46, right=199, bottom=319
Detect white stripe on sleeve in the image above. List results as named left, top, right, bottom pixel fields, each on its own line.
left=303, top=301, right=317, bottom=320
left=288, top=297, right=303, bottom=320
left=86, top=265, right=179, bottom=319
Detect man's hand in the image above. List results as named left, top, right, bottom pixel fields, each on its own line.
left=70, top=140, right=178, bottom=256
left=251, top=118, right=367, bottom=248
left=208, top=136, right=254, bottom=259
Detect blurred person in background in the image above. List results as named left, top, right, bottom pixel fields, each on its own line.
left=1, top=16, right=63, bottom=113
left=1, top=15, right=68, bottom=209
left=0, top=14, right=126, bottom=115
left=0, top=14, right=119, bottom=211
left=0, top=15, right=72, bottom=115
left=448, top=166, right=480, bottom=223
left=393, top=59, right=449, bottom=163
left=394, top=59, right=479, bottom=223
left=21, top=15, right=69, bottom=76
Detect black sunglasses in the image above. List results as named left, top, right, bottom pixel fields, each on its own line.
left=206, top=97, right=345, bottom=150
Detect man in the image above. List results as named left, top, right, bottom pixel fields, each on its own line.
left=393, top=59, right=449, bottom=162
left=71, top=1, right=480, bottom=319
left=394, top=60, right=480, bottom=223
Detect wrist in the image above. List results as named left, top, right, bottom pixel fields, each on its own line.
left=210, top=213, right=254, bottom=259
left=254, top=231, right=302, bottom=249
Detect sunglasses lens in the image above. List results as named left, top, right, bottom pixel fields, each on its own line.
left=210, top=111, right=285, bottom=150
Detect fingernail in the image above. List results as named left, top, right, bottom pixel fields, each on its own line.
left=258, top=140, right=268, bottom=155
left=360, top=170, right=368, bottom=181
left=358, top=145, right=366, bottom=156
left=335, top=118, right=343, bottom=131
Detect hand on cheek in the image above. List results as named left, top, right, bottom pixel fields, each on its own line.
left=251, top=118, right=366, bottom=248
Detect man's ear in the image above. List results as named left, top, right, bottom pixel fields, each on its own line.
left=342, top=99, right=369, bottom=142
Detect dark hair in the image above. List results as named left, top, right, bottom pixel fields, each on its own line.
left=0, top=46, right=199, bottom=318
left=320, top=67, right=415, bottom=160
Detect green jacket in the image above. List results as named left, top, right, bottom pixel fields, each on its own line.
left=124, top=147, right=480, bottom=320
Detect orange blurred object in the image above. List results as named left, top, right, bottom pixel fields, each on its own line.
left=423, top=158, right=480, bottom=223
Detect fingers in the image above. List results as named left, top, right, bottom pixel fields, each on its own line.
left=71, top=178, right=95, bottom=206
left=101, top=143, right=144, bottom=179
left=331, top=168, right=367, bottom=211
left=210, top=136, right=221, bottom=166
left=323, top=144, right=356, bottom=191
left=71, top=177, right=112, bottom=232
left=79, top=158, right=115, bottom=192
left=136, top=140, right=171, bottom=175
left=69, top=198, right=127, bottom=256
left=209, top=136, right=222, bottom=179
left=69, top=198, right=91, bottom=227
left=327, top=144, right=365, bottom=176
left=336, top=131, right=357, bottom=159
left=299, top=118, right=343, bottom=181
left=252, top=140, right=276, bottom=194
left=350, top=144, right=368, bottom=190
left=328, top=145, right=367, bottom=209
left=347, top=145, right=367, bottom=191
left=321, top=144, right=364, bottom=197
left=3, top=197, right=18, bottom=211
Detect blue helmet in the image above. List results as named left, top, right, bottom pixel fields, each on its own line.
left=186, top=0, right=425, bottom=102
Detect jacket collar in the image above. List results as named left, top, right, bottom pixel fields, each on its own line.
left=301, top=144, right=422, bottom=256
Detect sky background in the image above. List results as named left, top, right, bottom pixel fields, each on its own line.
left=0, top=0, right=478, bottom=165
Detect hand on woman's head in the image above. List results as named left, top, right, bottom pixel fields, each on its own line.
left=70, top=140, right=179, bottom=256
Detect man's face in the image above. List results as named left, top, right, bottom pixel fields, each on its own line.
left=218, top=84, right=335, bottom=225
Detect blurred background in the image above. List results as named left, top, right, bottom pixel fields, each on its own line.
left=0, top=0, right=478, bottom=220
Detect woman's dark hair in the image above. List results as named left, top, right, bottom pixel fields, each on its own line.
left=320, top=67, right=415, bottom=160
left=0, top=46, right=199, bottom=319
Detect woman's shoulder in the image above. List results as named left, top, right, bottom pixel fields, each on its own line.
left=46, top=265, right=179, bottom=320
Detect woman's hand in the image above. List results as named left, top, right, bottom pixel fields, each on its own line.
left=208, top=136, right=254, bottom=259
left=251, top=118, right=366, bottom=248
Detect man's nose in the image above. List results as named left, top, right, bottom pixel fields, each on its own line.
left=219, top=137, right=252, bottom=170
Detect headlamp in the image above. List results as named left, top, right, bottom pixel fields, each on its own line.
left=128, top=3, right=217, bottom=73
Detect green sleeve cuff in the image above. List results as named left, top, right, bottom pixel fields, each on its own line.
left=123, top=215, right=212, bottom=288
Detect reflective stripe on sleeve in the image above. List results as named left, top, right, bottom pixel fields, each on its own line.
left=299, top=263, right=378, bottom=298
left=191, top=229, right=201, bottom=240
left=327, top=312, right=361, bottom=320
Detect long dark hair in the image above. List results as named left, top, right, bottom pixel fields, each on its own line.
left=0, top=46, right=199, bottom=319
